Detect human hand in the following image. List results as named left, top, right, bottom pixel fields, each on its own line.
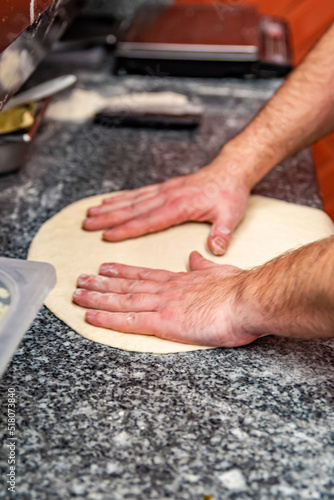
left=83, top=162, right=250, bottom=256
left=73, top=251, right=261, bottom=348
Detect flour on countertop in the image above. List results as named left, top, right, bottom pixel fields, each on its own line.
left=45, top=88, right=193, bottom=122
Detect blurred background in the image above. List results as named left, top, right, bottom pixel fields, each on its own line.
left=83, top=0, right=333, bottom=66
left=0, top=0, right=333, bottom=217
left=84, top=0, right=334, bottom=219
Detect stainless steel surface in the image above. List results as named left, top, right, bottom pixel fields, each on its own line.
left=0, top=141, right=30, bottom=175
left=116, top=42, right=259, bottom=62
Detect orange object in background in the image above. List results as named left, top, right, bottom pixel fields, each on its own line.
left=175, top=0, right=333, bottom=65
left=176, top=0, right=334, bottom=219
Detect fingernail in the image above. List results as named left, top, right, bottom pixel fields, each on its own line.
left=100, top=263, right=118, bottom=276
left=211, top=237, right=226, bottom=255
left=78, top=274, right=90, bottom=282
left=102, top=231, right=112, bottom=241
left=77, top=276, right=90, bottom=288
left=86, top=310, right=97, bottom=322
left=73, top=289, right=83, bottom=302
left=82, top=218, right=93, bottom=230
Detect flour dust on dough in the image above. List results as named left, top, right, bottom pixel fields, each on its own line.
left=28, top=194, right=334, bottom=354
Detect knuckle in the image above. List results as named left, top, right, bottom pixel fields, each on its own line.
left=122, top=294, right=134, bottom=307
left=103, top=293, right=114, bottom=307
left=126, top=280, right=136, bottom=292
left=165, top=278, right=179, bottom=291
left=159, top=306, right=174, bottom=322
left=129, top=201, right=137, bottom=212
left=126, top=312, right=138, bottom=325
left=121, top=279, right=132, bottom=293
left=141, top=269, right=153, bottom=279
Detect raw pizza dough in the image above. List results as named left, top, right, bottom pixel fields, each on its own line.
left=28, top=194, right=334, bottom=354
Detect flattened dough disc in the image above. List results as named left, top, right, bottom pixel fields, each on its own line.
left=28, top=194, right=334, bottom=353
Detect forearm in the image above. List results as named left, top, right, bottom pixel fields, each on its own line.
left=238, top=236, right=334, bottom=340
left=212, top=23, right=334, bottom=190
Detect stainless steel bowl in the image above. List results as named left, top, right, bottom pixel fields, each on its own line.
left=0, top=98, right=50, bottom=174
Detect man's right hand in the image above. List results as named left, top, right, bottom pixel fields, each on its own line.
left=84, top=23, right=334, bottom=257
left=83, top=161, right=250, bottom=256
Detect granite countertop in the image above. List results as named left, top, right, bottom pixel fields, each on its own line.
left=0, top=56, right=333, bottom=500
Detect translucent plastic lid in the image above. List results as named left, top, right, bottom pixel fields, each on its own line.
left=0, top=258, right=56, bottom=376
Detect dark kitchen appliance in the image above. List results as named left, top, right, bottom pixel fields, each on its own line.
left=94, top=109, right=202, bottom=130
left=114, top=3, right=292, bottom=78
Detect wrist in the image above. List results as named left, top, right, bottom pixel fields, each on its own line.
left=211, top=139, right=268, bottom=191
left=201, top=145, right=255, bottom=193
left=215, top=125, right=286, bottom=190
left=232, top=268, right=269, bottom=338
left=234, top=238, right=334, bottom=341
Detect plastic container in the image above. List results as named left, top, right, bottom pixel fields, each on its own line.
left=0, top=258, right=56, bottom=376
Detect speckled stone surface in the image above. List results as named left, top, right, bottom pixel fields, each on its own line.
left=0, top=55, right=333, bottom=500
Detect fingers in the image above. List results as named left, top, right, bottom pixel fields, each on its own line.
left=87, top=194, right=155, bottom=216
left=73, top=288, right=161, bottom=312
left=102, top=202, right=187, bottom=241
left=207, top=216, right=237, bottom=256
left=77, top=273, right=166, bottom=294
left=84, top=308, right=204, bottom=346
left=73, top=258, right=247, bottom=347
left=83, top=194, right=166, bottom=231
left=101, top=184, right=160, bottom=206
left=208, top=219, right=233, bottom=256
left=188, top=251, right=217, bottom=271
left=188, top=251, right=241, bottom=279
left=85, top=310, right=162, bottom=336
left=99, top=262, right=173, bottom=282
left=206, top=190, right=249, bottom=256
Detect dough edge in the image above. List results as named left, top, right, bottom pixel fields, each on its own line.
left=28, top=193, right=334, bottom=354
